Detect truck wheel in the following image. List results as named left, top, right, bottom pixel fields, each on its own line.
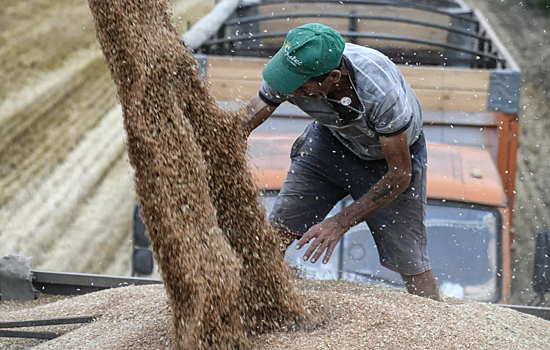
left=132, top=248, right=154, bottom=276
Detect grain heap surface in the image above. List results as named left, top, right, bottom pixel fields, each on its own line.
left=0, top=281, right=549, bottom=349
left=86, top=0, right=312, bottom=348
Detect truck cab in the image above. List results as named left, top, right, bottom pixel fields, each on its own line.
left=249, top=110, right=509, bottom=302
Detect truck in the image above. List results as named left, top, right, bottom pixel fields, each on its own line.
left=128, top=0, right=550, bottom=306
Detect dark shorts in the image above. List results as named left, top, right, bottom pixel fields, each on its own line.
left=269, top=122, right=431, bottom=275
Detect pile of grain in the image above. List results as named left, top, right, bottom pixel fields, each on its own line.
left=86, top=0, right=314, bottom=348
left=0, top=281, right=548, bottom=349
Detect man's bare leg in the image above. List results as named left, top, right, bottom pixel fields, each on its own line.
left=401, top=269, right=441, bottom=301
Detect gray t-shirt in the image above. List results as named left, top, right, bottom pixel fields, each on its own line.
left=259, top=43, right=423, bottom=161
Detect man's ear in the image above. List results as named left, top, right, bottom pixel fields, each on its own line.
left=328, top=70, right=342, bottom=84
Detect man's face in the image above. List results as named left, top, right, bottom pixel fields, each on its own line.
left=291, top=70, right=340, bottom=99
left=291, top=79, right=329, bottom=99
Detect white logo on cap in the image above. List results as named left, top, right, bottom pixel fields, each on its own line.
left=284, top=43, right=303, bottom=66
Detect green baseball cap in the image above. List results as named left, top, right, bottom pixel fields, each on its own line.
left=262, top=23, right=345, bottom=94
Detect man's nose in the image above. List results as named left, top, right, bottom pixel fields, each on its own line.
left=292, top=88, right=304, bottom=98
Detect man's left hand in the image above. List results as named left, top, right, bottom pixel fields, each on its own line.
left=296, top=217, right=347, bottom=264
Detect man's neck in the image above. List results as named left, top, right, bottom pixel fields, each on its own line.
left=327, top=62, right=352, bottom=98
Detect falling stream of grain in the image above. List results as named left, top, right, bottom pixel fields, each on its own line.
left=86, top=0, right=317, bottom=347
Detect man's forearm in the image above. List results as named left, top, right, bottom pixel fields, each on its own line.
left=244, top=102, right=275, bottom=134
left=334, top=171, right=411, bottom=230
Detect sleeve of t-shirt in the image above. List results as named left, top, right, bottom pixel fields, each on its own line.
left=258, top=80, right=287, bottom=107
left=372, top=86, right=414, bottom=137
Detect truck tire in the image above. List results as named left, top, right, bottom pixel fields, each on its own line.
left=132, top=248, right=154, bottom=276
left=533, top=230, right=550, bottom=293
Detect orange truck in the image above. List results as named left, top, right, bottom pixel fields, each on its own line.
left=129, top=0, right=550, bottom=306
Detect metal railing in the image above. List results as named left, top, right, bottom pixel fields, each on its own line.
left=201, top=31, right=505, bottom=67
left=195, top=0, right=509, bottom=68
left=224, top=13, right=485, bottom=41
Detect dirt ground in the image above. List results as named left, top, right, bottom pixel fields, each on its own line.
left=0, top=0, right=215, bottom=275
left=1, top=0, right=549, bottom=306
